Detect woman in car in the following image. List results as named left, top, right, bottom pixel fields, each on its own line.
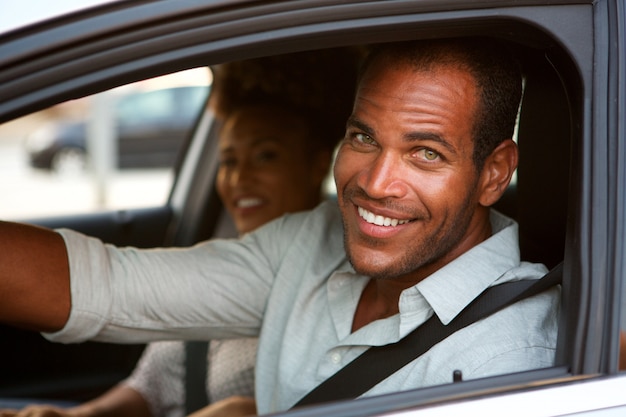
left=1, top=48, right=360, bottom=417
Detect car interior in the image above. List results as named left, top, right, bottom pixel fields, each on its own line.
left=0, top=0, right=618, bottom=414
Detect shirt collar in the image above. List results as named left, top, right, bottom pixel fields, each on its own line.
left=407, top=210, right=521, bottom=325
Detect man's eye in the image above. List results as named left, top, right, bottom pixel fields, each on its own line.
left=416, top=148, right=440, bottom=161
left=424, top=149, right=439, bottom=161
left=355, top=133, right=375, bottom=145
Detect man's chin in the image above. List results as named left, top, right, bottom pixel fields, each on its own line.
left=347, top=250, right=402, bottom=280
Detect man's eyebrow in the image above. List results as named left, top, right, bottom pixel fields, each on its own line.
left=346, top=116, right=375, bottom=136
left=347, top=116, right=458, bottom=154
left=405, top=131, right=457, bottom=154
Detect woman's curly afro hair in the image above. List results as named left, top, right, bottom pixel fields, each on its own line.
left=209, top=47, right=363, bottom=152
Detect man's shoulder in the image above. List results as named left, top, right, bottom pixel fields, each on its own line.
left=269, top=200, right=345, bottom=260
left=279, top=200, right=342, bottom=229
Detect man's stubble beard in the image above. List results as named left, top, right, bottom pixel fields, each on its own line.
left=341, top=192, right=476, bottom=281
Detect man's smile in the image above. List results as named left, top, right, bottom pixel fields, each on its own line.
left=357, top=206, right=411, bottom=227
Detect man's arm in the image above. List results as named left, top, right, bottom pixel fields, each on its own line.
left=0, top=221, right=70, bottom=332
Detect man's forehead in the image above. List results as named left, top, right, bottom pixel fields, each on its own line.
left=356, top=60, right=477, bottom=105
left=362, top=51, right=470, bottom=81
left=351, top=57, right=479, bottom=156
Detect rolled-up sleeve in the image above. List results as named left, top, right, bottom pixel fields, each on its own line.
left=43, top=220, right=284, bottom=344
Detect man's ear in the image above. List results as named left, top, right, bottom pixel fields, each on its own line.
left=478, top=139, right=518, bottom=207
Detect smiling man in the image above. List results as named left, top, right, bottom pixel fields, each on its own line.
left=335, top=41, right=524, bottom=331
left=0, top=38, right=559, bottom=415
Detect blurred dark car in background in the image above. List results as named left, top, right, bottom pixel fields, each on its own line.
left=25, top=85, right=209, bottom=173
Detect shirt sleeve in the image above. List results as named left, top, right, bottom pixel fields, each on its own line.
left=42, top=211, right=299, bottom=344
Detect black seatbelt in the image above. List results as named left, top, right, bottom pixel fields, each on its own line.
left=294, top=262, right=563, bottom=408
left=184, top=341, right=210, bottom=414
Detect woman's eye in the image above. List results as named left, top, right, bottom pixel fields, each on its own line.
left=256, top=150, right=278, bottom=162
left=219, top=156, right=237, bottom=168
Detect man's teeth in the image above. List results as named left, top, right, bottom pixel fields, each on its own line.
left=358, top=206, right=409, bottom=227
left=237, top=198, right=262, bottom=208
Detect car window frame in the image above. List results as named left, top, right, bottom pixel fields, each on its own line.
left=1, top=0, right=624, bottom=414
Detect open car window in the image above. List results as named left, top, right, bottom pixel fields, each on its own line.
left=0, top=69, right=210, bottom=220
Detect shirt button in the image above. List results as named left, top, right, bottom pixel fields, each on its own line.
left=331, top=353, right=341, bottom=364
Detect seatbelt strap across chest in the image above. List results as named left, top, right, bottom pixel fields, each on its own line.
left=294, top=262, right=563, bottom=408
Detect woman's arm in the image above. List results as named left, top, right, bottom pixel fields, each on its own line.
left=0, top=386, right=152, bottom=417
left=187, top=396, right=256, bottom=417
left=68, top=386, right=152, bottom=417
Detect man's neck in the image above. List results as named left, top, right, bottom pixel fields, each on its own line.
left=351, top=278, right=406, bottom=332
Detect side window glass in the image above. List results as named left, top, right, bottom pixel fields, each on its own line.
left=0, top=68, right=211, bottom=219
left=116, top=89, right=176, bottom=126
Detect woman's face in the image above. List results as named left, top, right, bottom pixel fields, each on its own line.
left=216, top=105, right=331, bottom=234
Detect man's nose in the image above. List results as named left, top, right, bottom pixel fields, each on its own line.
left=357, top=152, right=408, bottom=199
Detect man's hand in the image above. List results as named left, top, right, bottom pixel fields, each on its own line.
left=187, top=396, right=256, bottom=417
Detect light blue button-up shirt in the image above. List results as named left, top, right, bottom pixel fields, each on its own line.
left=47, top=200, right=559, bottom=414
